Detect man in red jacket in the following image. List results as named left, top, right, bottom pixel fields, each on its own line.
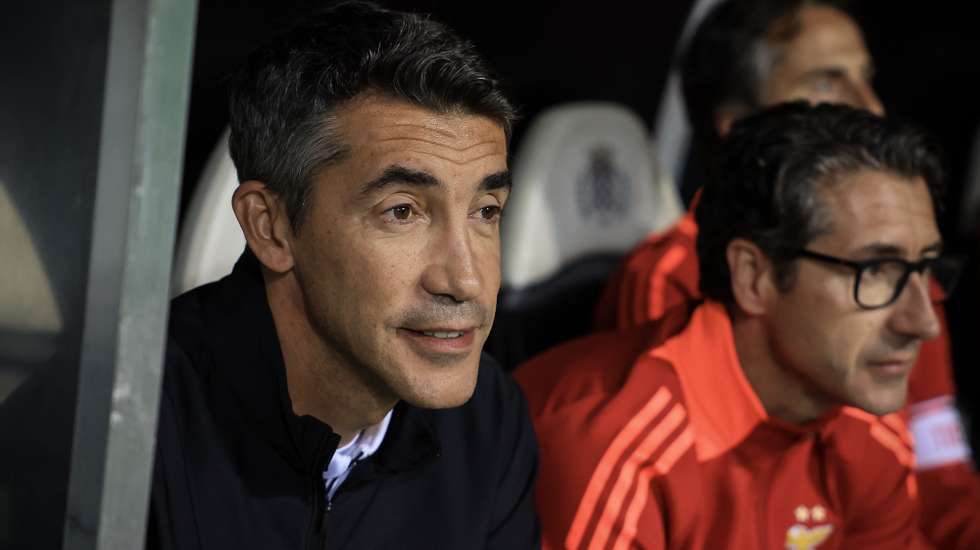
left=593, top=1, right=978, bottom=546
left=518, top=103, right=951, bottom=548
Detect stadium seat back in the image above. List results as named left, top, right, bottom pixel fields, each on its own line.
left=171, top=130, right=245, bottom=296
left=0, top=183, right=63, bottom=400
left=489, top=102, right=682, bottom=367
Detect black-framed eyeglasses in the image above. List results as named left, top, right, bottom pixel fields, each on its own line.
left=796, top=249, right=963, bottom=309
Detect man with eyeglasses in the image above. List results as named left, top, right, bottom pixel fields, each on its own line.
left=517, top=103, right=952, bottom=548
left=590, top=0, right=979, bottom=546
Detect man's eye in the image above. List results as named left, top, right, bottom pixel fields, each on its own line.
left=384, top=204, right=415, bottom=222
left=865, top=261, right=885, bottom=275
left=478, top=205, right=501, bottom=221
left=813, top=77, right=837, bottom=93
left=864, top=260, right=906, bottom=282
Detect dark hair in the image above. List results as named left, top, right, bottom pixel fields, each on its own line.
left=228, top=1, right=516, bottom=230
left=696, top=102, right=945, bottom=304
left=680, top=0, right=853, bottom=152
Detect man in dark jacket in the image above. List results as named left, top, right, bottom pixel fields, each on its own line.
left=147, top=3, right=539, bottom=548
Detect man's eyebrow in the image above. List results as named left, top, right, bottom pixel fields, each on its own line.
left=804, top=67, right=847, bottom=81
left=359, top=165, right=440, bottom=195
left=480, top=171, right=511, bottom=191
left=853, top=242, right=904, bottom=257
left=852, top=241, right=944, bottom=258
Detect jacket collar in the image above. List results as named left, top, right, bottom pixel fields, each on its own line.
left=202, top=249, right=439, bottom=476
left=650, top=301, right=842, bottom=461
left=677, top=189, right=700, bottom=238
left=344, top=402, right=441, bottom=494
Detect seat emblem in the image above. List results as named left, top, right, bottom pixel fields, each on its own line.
left=576, top=146, right=630, bottom=226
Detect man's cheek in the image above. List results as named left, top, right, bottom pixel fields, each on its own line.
left=477, top=241, right=502, bottom=278
left=838, top=323, right=872, bottom=370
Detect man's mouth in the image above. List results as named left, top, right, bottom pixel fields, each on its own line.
left=417, top=330, right=465, bottom=339
left=866, top=357, right=916, bottom=376
left=398, top=327, right=478, bottom=357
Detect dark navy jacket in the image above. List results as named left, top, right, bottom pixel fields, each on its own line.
left=147, top=252, right=540, bottom=549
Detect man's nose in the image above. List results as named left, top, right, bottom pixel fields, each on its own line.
left=889, top=272, right=941, bottom=341
left=420, top=221, right=483, bottom=303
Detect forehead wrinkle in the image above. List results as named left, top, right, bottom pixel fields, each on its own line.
left=337, top=99, right=505, bottom=148
left=373, top=135, right=503, bottom=152
left=389, top=150, right=505, bottom=168
left=367, top=115, right=503, bottom=143
left=373, top=121, right=461, bottom=140
left=371, top=138, right=505, bottom=167
left=426, top=151, right=506, bottom=167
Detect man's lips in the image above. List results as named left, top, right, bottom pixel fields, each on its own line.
left=866, top=357, right=916, bottom=376
left=397, top=327, right=477, bottom=354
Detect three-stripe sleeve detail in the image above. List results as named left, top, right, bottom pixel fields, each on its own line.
left=565, top=386, right=693, bottom=550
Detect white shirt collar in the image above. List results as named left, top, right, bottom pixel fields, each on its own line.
left=323, top=409, right=394, bottom=500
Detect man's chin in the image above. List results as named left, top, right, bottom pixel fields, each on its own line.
left=403, top=389, right=476, bottom=410
left=852, top=389, right=908, bottom=417
left=396, top=365, right=480, bottom=410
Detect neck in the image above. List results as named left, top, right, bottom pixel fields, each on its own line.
left=264, top=268, right=395, bottom=445
left=730, top=311, right=832, bottom=425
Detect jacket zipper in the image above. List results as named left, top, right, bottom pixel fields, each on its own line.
left=313, top=444, right=357, bottom=549
left=309, top=440, right=334, bottom=550
left=319, top=500, right=332, bottom=550
left=308, top=473, right=326, bottom=550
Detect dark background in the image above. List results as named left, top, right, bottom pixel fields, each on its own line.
left=181, top=1, right=980, bottom=451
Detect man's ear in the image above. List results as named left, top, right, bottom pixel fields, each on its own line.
left=232, top=180, right=295, bottom=273
left=726, top=238, right=777, bottom=316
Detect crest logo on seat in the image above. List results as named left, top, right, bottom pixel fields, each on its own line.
left=576, top=146, right=630, bottom=226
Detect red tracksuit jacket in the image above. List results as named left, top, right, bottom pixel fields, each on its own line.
left=593, top=209, right=980, bottom=548
left=518, top=302, right=931, bottom=549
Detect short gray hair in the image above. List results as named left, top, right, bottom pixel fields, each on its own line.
left=228, top=1, right=517, bottom=230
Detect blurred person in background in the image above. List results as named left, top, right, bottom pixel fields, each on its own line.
left=592, top=1, right=979, bottom=546
left=147, top=3, right=539, bottom=548
left=521, top=102, right=947, bottom=549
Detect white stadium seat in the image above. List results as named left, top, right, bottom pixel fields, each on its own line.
left=488, top=102, right=682, bottom=367
left=0, top=182, right=63, bottom=400
left=170, top=129, right=246, bottom=297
